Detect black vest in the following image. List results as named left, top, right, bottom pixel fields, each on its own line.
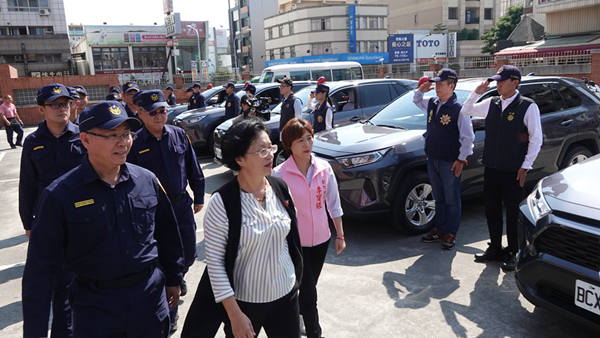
left=180, top=176, right=303, bottom=338
left=279, top=94, right=299, bottom=131
left=423, top=93, right=463, bottom=162
left=187, top=95, right=194, bottom=110
left=482, top=94, right=533, bottom=172
left=313, top=101, right=332, bottom=133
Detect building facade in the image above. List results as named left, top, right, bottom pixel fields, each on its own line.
left=229, top=0, right=279, bottom=74
left=0, top=0, right=72, bottom=77
left=264, top=3, right=389, bottom=65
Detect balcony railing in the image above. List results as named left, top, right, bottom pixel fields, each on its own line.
left=509, top=50, right=592, bottom=68
left=465, top=18, right=480, bottom=24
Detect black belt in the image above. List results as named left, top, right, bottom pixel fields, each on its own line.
left=76, top=264, right=154, bottom=290
left=169, top=191, right=187, bottom=203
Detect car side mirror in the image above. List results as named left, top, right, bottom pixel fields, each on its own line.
left=208, top=98, right=218, bottom=105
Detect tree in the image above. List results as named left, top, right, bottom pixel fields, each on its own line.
left=433, top=23, right=448, bottom=34
left=481, top=4, right=524, bottom=55
left=457, top=28, right=469, bottom=41
left=468, top=29, right=480, bottom=40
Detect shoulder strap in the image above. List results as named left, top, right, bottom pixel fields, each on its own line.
left=214, top=177, right=242, bottom=290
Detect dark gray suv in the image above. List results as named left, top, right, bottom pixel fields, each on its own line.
left=310, top=76, right=600, bottom=234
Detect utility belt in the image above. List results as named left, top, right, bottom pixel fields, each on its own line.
left=76, top=262, right=156, bottom=290
left=169, top=191, right=187, bottom=203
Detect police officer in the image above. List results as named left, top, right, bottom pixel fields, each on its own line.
left=20, top=83, right=88, bottom=338
left=245, top=83, right=256, bottom=97
left=461, top=65, right=542, bottom=271
left=189, top=83, right=206, bottom=110
left=121, top=81, right=140, bottom=117
left=413, top=69, right=474, bottom=250
left=277, top=77, right=303, bottom=133
left=128, top=89, right=205, bottom=333
left=165, top=86, right=177, bottom=105
left=106, top=93, right=123, bottom=102
left=67, top=86, right=80, bottom=124
left=223, top=82, right=240, bottom=120
left=312, top=84, right=333, bottom=133
left=22, top=100, right=184, bottom=338
left=109, top=85, right=121, bottom=95
left=186, top=86, right=195, bottom=110
left=73, top=85, right=88, bottom=123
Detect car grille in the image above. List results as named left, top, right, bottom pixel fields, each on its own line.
left=214, top=129, right=225, bottom=147
left=534, top=226, right=600, bottom=271
left=538, top=285, right=573, bottom=305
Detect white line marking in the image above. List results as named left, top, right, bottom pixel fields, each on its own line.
left=0, top=262, right=25, bottom=272
left=0, top=178, right=19, bottom=183
left=0, top=152, right=5, bottom=162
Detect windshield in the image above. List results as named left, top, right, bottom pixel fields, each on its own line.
left=201, top=87, right=220, bottom=100
left=259, top=71, right=274, bottom=83
left=218, top=89, right=252, bottom=108
left=368, top=90, right=471, bottom=130
left=271, top=85, right=318, bottom=115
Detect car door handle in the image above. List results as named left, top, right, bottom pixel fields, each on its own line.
left=349, top=116, right=361, bottom=122
left=560, top=119, right=573, bottom=126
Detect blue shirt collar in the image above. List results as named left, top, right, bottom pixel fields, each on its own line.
left=39, top=120, right=79, bottom=139
left=81, top=154, right=131, bottom=186
left=137, top=125, right=169, bottom=141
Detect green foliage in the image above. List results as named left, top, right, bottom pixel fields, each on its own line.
left=457, top=28, right=469, bottom=41
left=468, top=29, right=480, bottom=40
left=433, top=23, right=447, bottom=34
left=481, top=4, right=524, bottom=55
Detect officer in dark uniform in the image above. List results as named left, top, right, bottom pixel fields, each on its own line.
left=109, top=85, right=121, bottom=95
left=189, top=83, right=206, bottom=110
left=106, top=93, right=123, bottom=102
left=165, top=86, right=177, bottom=105
left=128, top=89, right=205, bottom=333
left=20, top=83, right=88, bottom=338
left=245, top=83, right=256, bottom=97
left=67, top=86, right=80, bottom=124
left=186, top=86, right=195, bottom=110
left=461, top=65, right=542, bottom=271
left=121, top=81, right=140, bottom=118
left=73, top=85, right=88, bottom=124
left=22, top=100, right=184, bottom=338
left=277, top=77, right=303, bottom=133
left=223, top=82, right=240, bottom=120
left=312, top=84, right=333, bottom=133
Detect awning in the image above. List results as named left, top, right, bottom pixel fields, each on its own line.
left=495, top=33, right=600, bottom=56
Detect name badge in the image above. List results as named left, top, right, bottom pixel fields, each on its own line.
left=74, top=199, right=95, bottom=208
left=139, top=149, right=150, bottom=154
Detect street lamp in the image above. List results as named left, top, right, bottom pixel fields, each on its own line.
left=187, top=25, right=201, bottom=62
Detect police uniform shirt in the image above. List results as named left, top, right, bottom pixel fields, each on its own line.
left=128, top=124, right=205, bottom=205
left=22, top=156, right=184, bottom=337
left=167, top=92, right=177, bottom=105
left=194, top=93, right=206, bottom=109
left=19, top=120, right=86, bottom=230
left=124, top=103, right=138, bottom=119
left=224, top=93, right=240, bottom=119
left=187, top=94, right=195, bottom=110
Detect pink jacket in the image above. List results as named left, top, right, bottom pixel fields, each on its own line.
left=279, top=156, right=331, bottom=247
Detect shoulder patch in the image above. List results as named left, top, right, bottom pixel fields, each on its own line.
left=74, top=199, right=94, bottom=208
left=139, top=148, right=150, bottom=154
left=34, top=145, right=44, bottom=151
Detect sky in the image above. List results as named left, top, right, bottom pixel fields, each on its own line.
left=63, top=0, right=230, bottom=30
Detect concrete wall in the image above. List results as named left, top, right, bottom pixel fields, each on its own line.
left=544, top=5, right=600, bottom=35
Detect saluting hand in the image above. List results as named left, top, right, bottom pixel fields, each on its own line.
left=193, top=204, right=203, bottom=214
left=475, top=81, right=491, bottom=95
left=419, top=81, right=434, bottom=93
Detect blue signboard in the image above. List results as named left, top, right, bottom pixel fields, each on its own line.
left=388, top=34, right=414, bottom=63
left=349, top=5, right=357, bottom=53
left=264, top=53, right=389, bottom=68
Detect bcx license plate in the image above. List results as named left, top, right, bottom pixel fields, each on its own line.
left=575, top=279, right=600, bottom=316
left=215, top=146, right=222, bottom=159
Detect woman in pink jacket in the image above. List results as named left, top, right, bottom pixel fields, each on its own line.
left=272, top=118, right=346, bottom=338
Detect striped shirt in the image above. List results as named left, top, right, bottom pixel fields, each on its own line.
left=204, top=187, right=296, bottom=303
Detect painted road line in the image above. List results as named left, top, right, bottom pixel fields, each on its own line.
left=0, top=152, right=5, bottom=162
left=0, top=178, right=19, bottom=183
left=0, top=262, right=25, bottom=272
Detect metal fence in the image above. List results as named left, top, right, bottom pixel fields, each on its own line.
left=510, top=50, right=592, bottom=68
left=463, top=56, right=495, bottom=69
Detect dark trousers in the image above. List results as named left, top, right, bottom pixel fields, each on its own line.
left=427, top=158, right=462, bottom=236
left=5, top=118, right=23, bottom=147
left=50, top=267, right=73, bottom=338
left=300, top=239, right=330, bottom=338
left=483, top=167, right=524, bottom=253
left=223, top=288, right=299, bottom=338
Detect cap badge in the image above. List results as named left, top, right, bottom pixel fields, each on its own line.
left=53, top=86, right=62, bottom=94
left=437, top=70, right=443, bottom=76
left=128, top=83, right=133, bottom=87
left=76, top=88, right=82, bottom=92
left=109, top=104, right=121, bottom=115
left=151, top=93, right=158, bottom=101
left=497, top=67, right=504, bottom=74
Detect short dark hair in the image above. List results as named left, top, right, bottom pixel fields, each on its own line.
left=221, top=118, right=268, bottom=171
left=246, top=87, right=256, bottom=95
left=446, top=78, right=457, bottom=91
left=281, top=118, right=314, bottom=156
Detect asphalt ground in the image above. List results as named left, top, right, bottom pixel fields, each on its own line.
left=0, top=126, right=597, bottom=337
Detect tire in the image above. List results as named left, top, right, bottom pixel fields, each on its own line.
left=390, top=172, right=436, bottom=235
left=560, top=146, right=592, bottom=169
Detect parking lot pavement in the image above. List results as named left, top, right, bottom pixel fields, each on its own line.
left=0, top=129, right=597, bottom=337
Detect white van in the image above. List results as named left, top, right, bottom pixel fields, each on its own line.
left=259, top=62, right=364, bottom=83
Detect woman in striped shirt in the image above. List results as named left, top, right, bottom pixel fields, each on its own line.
left=202, top=118, right=303, bottom=338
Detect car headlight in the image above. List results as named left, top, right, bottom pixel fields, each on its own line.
left=336, top=149, right=390, bottom=169
left=527, top=180, right=552, bottom=223
left=187, top=115, right=207, bottom=124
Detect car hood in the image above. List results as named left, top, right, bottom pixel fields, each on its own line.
left=542, top=154, right=600, bottom=220
left=176, top=107, right=225, bottom=121
left=312, top=123, right=425, bottom=156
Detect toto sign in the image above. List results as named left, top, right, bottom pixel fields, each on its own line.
left=414, top=33, right=447, bottom=61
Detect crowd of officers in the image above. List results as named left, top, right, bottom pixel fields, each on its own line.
left=7, top=63, right=547, bottom=338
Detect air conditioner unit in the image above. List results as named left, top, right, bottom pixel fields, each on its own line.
left=39, top=9, right=50, bottom=15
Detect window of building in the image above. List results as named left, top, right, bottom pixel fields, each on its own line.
left=311, top=43, right=332, bottom=55
left=30, top=27, right=53, bottom=35
left=280, top=48, right=285, bottom=59
left=362, top=41, right=368, bottom=53
left=290, top=46, right=296, bottom=58
left=369, top=17, right=378, bottom=29
left=279, top=25, right=284, bottom=37
left=268, top=27, right=273, bottom=39
left=362, top=17, right=367, bottom=29
left=69, top=26, right=84, bottom=32
left=311, top=18, right=330, bottom=31
left=0, top=27, right=27, bottom=35
left=289, top=22, right=294, bottom=35
left=132, top=47, right=165, bottom=69
left=466, top=9, right=479, bottom=24
left=379, top=17, right=384, bottom=29
left=269, top=50, right=275, bottom=60
left=369, top=41, right=380, bottom=53
left=8, top=0, right=49, bottom=11
left=92, top=47, right=130, bottom=71
left=484, top=8, right=493, bottom=20
left=414, top=15, right=418, bottom=24
left=449, top=8, right=458, bottom=20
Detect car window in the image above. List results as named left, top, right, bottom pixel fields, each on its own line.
left=551, top=85, right=569, bottom=111
left=391, top=83, right=409, bottom=97
left=261, top=72, right=273, bottom=83
left=257, top=88, right=281, bottom=106
left=554, top=84, right=582, bottom=108
left=332, top=68, right=352, bottom=81
left=272, top=85, right=315, bottom=115
left=290, top=70, right=311, bottom=81
left=311, top=70, right=332, bottom=81
left=361, top=84, right=392, bottom=108
left=519, top=83, right=556, bottom=115
left=274, top=75, right=286, bottom=81
left=333, top=87, right=358, bottom=111
left=351, top=67, right=363, bottom=79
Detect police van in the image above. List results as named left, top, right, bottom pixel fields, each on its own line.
left=259, top=62, right=364, bottom=83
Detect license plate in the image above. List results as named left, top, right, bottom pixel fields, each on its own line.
left=575, top=279, right=600, bottom=316
left=215, top=146, right=222, bottom=159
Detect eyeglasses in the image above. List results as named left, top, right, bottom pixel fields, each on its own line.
left=147, top=108, right=168, bottom=117
left=247, top=144, right=277, bottom=158
left=86, top=131, right=134, bottom=143
left=44, top=101, right=71, bottom=109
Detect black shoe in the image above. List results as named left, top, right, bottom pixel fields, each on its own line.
left=422, top=228, right=443, bottom=243
left=474, top=243, right=504, bottom=262
left=441, top=234, right=456, bottom=250
left=16, top=144, right=22, bottom=147
left=10, top=145, right=16, bottom=149
left=180, top=279, right=187, bottom=297
left=502, top=252, right=517, bottom=271
left=170, top=311, right=179, bottom=333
